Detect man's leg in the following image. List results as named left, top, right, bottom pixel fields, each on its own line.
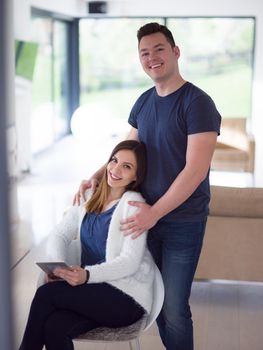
left=147, top=227, right=165, bottom=340
left=148, top=220, right=206, bottom=350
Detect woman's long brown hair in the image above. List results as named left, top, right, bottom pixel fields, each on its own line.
left=85, top=140, right=147, bottom=214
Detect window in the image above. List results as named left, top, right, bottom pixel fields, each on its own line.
left=30, top=16, right=71, bottom=153
left=78, top=16, right=255, bottom=138
left=168, top=17, right=255, bottom=118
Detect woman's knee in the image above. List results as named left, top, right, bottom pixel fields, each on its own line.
left=34, top=283, right=54, bottom=303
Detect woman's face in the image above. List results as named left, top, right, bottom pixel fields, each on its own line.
left=107, top=149, right=137, bottom=190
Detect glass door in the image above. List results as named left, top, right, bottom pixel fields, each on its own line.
left=30, top=17, right=70, bottom=154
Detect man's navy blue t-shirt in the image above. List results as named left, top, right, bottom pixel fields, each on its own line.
left=128, top=82, right=221, bottom=222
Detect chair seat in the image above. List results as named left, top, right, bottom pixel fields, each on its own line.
left=76, top=315, right=147, bottom=342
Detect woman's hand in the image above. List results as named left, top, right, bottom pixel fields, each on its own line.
left=72, top=178, right=98, bottom=205
left=53, top=266, right=88, bottom=286
left=45, top=273, right=60, bottom=283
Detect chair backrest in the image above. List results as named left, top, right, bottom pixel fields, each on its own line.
left=143, top=264, right=164, bottom=332
left=66, top=239, right=81, bottom=265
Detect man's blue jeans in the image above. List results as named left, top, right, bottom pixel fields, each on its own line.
left=147, top=219, right=207, bottom=350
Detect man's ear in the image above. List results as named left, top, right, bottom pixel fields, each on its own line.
left=173, top=45, right=180, bottom=59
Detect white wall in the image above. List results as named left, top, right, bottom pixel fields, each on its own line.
left=13, top=0, right=263, bottom=185
left=14, top=0, right=85, bottom=40
left=30, top=0, right=84, bottom=14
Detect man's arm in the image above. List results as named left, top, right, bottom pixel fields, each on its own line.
left=73, top=127, right=139, bottom=205
left=73, top=164, right=106, bottom=205
left=126, top=126, right=139, bottom=141
left=121, top=131, right=218, bottom=238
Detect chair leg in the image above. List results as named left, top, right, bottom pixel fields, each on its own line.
left=135, top=337, right=141, bottom=350
left=128, top=338, right=141, bottom=350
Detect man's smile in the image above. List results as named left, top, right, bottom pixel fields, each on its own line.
left=149, top=63, right=162, bottom=69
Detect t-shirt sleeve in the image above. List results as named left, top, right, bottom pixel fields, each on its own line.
left=186, top=94, right=221, bottom=135
left=128, top=89, right=152, bottom=129
left=128, top=101, right=139, bottom=129
left=128, top=105, right=138, bottom=129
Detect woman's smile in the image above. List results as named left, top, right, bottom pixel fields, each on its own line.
left=109, top=171, right=122, bottom=181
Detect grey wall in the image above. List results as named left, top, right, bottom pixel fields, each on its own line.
left=0, top=0, right=15, bottom=348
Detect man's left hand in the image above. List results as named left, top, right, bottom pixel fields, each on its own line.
left=120, top=201, right=158, bottom=239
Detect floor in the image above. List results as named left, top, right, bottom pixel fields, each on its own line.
left=11, top=134, right=262, bottom=350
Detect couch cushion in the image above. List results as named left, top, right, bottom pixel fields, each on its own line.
left=210, top=186, right=263, bottom=218
left=196, top=216, right=263, bottom=281
left=213, top=147, right=248, bottom=161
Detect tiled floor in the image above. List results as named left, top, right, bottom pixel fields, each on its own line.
left=12, top=134, right=262, bottom=350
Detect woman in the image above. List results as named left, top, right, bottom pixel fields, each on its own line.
left=19, top=140, right=155, bottom=350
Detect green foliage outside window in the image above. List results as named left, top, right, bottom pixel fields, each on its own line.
left=15, top=40, right=38, bottom=81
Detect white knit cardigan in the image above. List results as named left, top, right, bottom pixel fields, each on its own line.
left=46, top=190, right=155, bottom=314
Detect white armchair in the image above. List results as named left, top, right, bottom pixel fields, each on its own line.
left=37, top=240, right=164, bottom=350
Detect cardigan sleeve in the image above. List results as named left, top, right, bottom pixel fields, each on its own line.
left=46, top=205, right=81, bottom=262
left=85, top=192, right=148, bottom=283
left=46, top=189, right=92, bottom=262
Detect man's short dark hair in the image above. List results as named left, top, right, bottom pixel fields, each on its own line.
left=137, top=22, right=176, bottom=47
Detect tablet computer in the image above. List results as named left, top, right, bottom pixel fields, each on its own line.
left=35, top=261, right=71, bottom=275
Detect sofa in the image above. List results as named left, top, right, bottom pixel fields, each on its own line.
left=195, top=185, right=263, bottom=282
left=211, top=117, right=255, bottom=173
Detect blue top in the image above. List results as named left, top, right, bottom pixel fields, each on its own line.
left=128, top=82, right=221, bottom=222
left=80, top=204, right=117, bottom=266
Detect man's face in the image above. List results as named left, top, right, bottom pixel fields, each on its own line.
left=138, top=32, right=179, bottom=84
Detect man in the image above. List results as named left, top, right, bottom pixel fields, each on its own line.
left=74, top=22, right=221, bottom=350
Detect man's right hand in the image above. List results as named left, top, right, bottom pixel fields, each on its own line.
left=73, top=178, right=98, bottom=205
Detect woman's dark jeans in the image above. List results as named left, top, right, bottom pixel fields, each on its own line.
left=19, top=281, right=144, bottom=350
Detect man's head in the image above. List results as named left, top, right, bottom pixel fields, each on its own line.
left=137, top=23, right=181, bottom=86
left=137, top=22, right=176, bottom=48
